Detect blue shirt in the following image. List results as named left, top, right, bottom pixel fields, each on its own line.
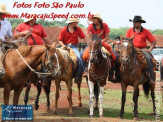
left=0, top=19, right=13, bottom=41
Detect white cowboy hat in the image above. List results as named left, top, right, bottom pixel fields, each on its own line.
left=88, top=12, right=103, bottom=22
left=24, top=14, right=37, bottom=23
left=0, top=3, right=10, bottom=15
left=24, top=18, right=35, bottom=23
left=66, top=18, right=79, bottom=24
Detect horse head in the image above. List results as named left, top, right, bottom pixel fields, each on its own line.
left=120, top=36, right=135, bottom=64
left=45, top=42, right=62, bottom=77
left=89, top=34, right=102, bottom=63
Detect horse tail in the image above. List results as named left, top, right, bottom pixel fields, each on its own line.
left=94, top=82, right=99, bottom=102
left=160, top=62, right=163, bottom=80
left=143, top=81, right=150, bottom=97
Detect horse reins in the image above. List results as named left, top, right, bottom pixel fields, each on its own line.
left=16, top=49, right=52, bottom=78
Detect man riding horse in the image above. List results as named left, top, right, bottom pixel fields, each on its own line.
left=82, top=12, right=117, bottom=81
left=57, top=18, right=89, bottom=83
left=126, top=15, right=157, bottom=85
left=0, top=3, right=13, bottom=78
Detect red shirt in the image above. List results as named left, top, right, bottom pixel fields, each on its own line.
left=58, top=26, right=86, bottom=45
left=126, top=27, right=155, bottom=48
left=14, top=23, right=47, bottom=45
left=87, top=23, right=110, bottom=39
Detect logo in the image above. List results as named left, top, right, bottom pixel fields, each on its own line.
left=2, top=105, right=33, bottom=121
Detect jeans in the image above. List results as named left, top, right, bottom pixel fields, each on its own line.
left=67, top=44, right=84, bottom=82
left=143, top=51, right=155, bottom=81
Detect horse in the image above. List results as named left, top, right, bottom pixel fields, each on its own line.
left=47, top=45, right=82, bottom=116
left=0, top=40, right=51, bottom=110
left=118, top=37, right=156, bottom=120
left=87, top=34, right=111, bottom=117
left=0, top=43, right=56, bottom=105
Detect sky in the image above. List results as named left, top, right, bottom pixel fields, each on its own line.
left=1, top=0, right=163, bottom=30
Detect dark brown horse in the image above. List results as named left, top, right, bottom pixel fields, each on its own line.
left=0, top=44, right=56, bottom=105
left=47, top=46, right=81, bottom=116
left=119, top=38, right=156, bottom=120
left=160, top=58, right=163, bottom=80
left=87, top=34, right=111, bottom=117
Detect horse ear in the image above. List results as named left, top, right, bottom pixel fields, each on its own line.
left=52, top=42, right=57, bottom=48
left=45, top=43, right=51, bottom=50
left=120, top=35, right=125, bottom=40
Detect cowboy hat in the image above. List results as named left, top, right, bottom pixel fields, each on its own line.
left=0, top=3, right=10, bottom=15
left=66, top=18, right=79, bottom=24
left=129, top=15, right=146, bottom=23
left=88, top=12, right=103, bottom=22
left=24, top=18, right=35, bottom=23
left=24, top=14, right=37, bottom=23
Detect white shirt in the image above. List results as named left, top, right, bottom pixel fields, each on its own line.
left=0, top=19, right=13, bottom=41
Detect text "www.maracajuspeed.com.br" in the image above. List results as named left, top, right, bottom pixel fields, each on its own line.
left=3, top=12, right=94, bottom=20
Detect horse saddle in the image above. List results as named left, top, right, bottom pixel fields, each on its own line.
left=135, top=48, right=156, bottom=69
left=57, top=48, right=77, bottom=71
left=0, top=40, right=18, bottom=53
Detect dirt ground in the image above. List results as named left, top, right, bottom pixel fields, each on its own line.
left=0, top=72, right=162, bottom=122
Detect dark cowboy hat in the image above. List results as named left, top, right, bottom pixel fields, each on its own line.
left=129, top=16, right=146, bottom=23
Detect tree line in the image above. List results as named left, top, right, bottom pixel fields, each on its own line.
left=7, top=18, right=163, bottom=40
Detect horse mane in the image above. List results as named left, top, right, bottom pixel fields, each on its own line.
left=17, top=45, right=33, bottom=57
left=122, top=37, right=136, bottom=58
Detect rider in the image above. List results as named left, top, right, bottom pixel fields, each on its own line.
left=126, top=15, right=157, bottom=85
left=82, top=13, right=117, bottom=81
left=14, top=17, right=52, bottom=81
left=14, top=17, right=51, bottom=45
left=0, top=3, right=13, bottom=78
left=113, top=36, right=122, bottom=53
left=57, top=18, right=89, bottom=83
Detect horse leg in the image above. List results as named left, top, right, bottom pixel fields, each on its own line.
left=24, top=82, right=31, bottom=105
left=35, top=82, right=42, bottom=110
left=43, top=80, right=51, bottom=111
left=119, top=82, right=127, bottom=119
left=13, top=87, right=24, bottom=105
left=77, top=83, right=82, bottom=107
left=88, top=80, right=95, bottom=117
left=67, top=79, right=73, bottom=116
left=94, top=83, right=99, bottom=110
left=52, top=80, right=60, bottom=115
left=133, top=86, right=139, bottom=120
left=99, top=86, right=104, bottom=118
left=150, top=84, right=156, bottom=114
left=3, top=86, right=11, bottom=105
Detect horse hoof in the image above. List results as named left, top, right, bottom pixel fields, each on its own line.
left=117, top=116, right=123, bottom=119
left=52, top=110, right=57, bottom=115
left=68, top=112, right=73, bottom=117
left=133, top=117, right=139, bottom=121
left=47, top=107, right=50, bottom=111
left=78, top=103, right=82, bottom=107
left=89, top=115, right=94, bottom=118
left=35, top=105, right=39, bottom=110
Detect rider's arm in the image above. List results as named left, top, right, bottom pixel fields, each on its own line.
left=148, top=40, right=157, bottom=52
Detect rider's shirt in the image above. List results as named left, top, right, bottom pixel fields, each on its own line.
left=58, top=26, right=86, bottom=45
left=126, top=27, right=155, bottom=48
left=87, top=23, right=110, bottom=39
left=14, top=23, right=47, bottom=45
left=0, top=19, right=13, bottom=41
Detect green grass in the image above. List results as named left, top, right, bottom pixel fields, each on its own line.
left=0, top=78, right=163, bottom=121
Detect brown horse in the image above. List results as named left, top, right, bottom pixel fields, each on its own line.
left=160, top=58, right=163, bottom=80
left=47, top=46, right=81, bottom=116
left=0, top=44, right=56, bottom=105
left=118, top=38, right=156, bottom=120
left=87, top=34, right=111, bottom=117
